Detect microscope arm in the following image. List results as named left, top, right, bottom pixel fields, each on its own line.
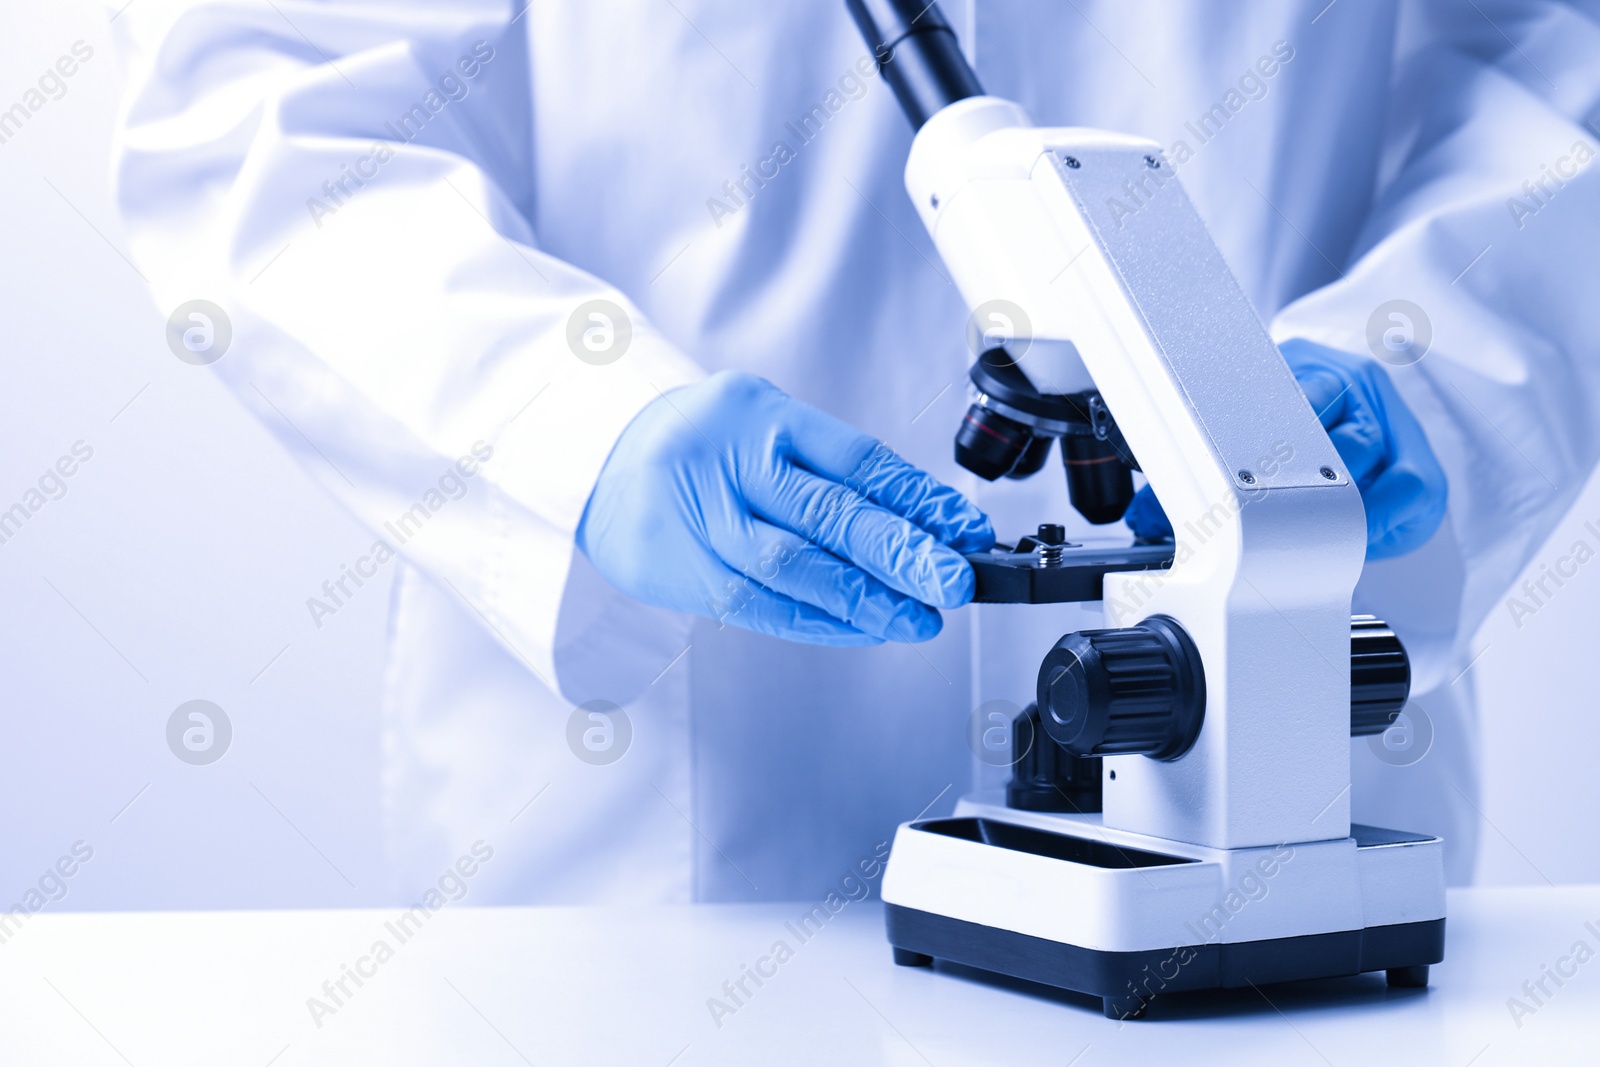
left=849, top=0, right=1366, bottom=850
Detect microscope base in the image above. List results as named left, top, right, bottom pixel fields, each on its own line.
left=879, top=797, right=1446, bottom=1019
left=886, top=903, right=1444, bottom=1019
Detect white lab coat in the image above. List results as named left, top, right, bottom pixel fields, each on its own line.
left=113, top=0, right=1600, bottom=898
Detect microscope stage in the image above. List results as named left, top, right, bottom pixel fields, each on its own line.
left=967, top=541, right=1174, bottom=604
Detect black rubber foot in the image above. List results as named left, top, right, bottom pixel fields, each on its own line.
left=1103, top=994, right=1150, bottom=1020
left=1386, top=965, right=1429, bottom=988
left=893, top=947, right=934, bottom=968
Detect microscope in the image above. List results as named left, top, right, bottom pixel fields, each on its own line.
left=845, top=0, right=1445, bottom=1019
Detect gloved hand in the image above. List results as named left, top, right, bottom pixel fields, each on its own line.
left=1124, top=339, right=1447, bottom=559
left=577, top=371, right=995, bottom=646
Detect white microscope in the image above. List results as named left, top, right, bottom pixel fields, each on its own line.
left=845, top=0, right=1446, bottom=1020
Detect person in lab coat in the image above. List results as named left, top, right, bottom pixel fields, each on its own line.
left=112, top=0, right=1600, bottom=900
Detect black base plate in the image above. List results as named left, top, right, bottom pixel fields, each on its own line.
left=886, top=904, right=1443, bottom=1019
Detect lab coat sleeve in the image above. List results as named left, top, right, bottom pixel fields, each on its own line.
left=111, top=1, right=704, bottom=686
left=1270, top=0, right=1600, bottom=689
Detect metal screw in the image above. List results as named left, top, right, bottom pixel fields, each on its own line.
left=1063, top=155, right=1081, bottom=169
left=1144, top=155, right=1161, bottom=169
left=1035, top=523, right=1067, bottom=567
left=1237, top=469, right=1256, bottom=485
left=1320, top=466, right=1337, bottom=480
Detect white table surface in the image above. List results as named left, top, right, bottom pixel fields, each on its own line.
left=1, top=887, right=1596, bottom=1066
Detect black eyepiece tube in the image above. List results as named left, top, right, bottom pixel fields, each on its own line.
left=845, top=0, right=984, bottom=129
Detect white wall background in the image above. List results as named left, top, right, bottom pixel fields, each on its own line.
left=0, top=1, right=389, bottom=912
left=1, top=1, right=1595, bottom=914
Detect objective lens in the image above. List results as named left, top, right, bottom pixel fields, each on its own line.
left=955, top=403, right=1033, bottom=481
left=1062, top=433, right=1134, bottom=524
left=1006, top=434, right=1054, bottom=480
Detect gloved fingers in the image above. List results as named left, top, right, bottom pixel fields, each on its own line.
left=1280, top=338, right=1447, bottom=558
left=703, top=560, right=886, bottom=647
left=1295, top=366, right=1354, bottom=426
left=1293, top=364, right=1386, bottom=486
left=1321, top=417, right=1387, bottom=488
left=775, top=393, right=994, bottom=551
left=1357, top=369, right=1448, bottom=558
left=748, top=464, right=977, bottom=609
left=1123, top=484, right=1174, bottom=541
left=835, top=447, right=995, bottom=552
left=714, top=519, right=942, bottom=642
left=1359, top=462, right=1449, bottom=559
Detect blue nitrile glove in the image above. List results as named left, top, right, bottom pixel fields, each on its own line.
left=1124, top=340, right=1447, bottom=559
left=577, top=371, right=995, bottom=646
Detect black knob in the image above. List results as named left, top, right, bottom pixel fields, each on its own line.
left=1037, top=615, right=1205, bottom=760
left=1350, top=615, right=1411, bottom=736
left=1006, top=703, right=1103, bottom=813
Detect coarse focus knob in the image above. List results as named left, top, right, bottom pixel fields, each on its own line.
left=1350, top=615, right=1411, bottom=736
left=1036, top=615, right=1205, bottom=760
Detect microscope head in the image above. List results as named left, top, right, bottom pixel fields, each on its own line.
left=847, top=0, right=1140, bottom=530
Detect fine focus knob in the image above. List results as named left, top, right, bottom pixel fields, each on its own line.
left=1037, top=615, right=1206, bottom=760
left=1350, top=615, right=1411, bottom=736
